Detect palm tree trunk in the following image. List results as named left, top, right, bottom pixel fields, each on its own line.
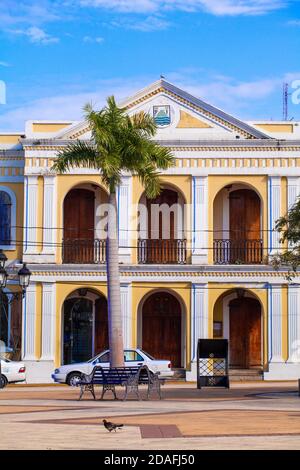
left=106, top=190, right=125, bottom=367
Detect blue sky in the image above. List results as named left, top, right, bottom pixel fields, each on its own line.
left=0, top=0, right=300, bottom=131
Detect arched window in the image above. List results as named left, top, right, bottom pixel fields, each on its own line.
left=0, top=191, right=11, bottom=245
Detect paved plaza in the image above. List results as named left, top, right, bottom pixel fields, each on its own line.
left=0, top=381, right=300, bottom=450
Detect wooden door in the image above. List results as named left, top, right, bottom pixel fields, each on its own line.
left=63, top=189, right=95, bottom=263
left=147, top=189, right=178, bottom=263
left=229, top=189, right=261, bottom=263
left=229, top=297, right=261, bottom=368
left=95, top=296, right=108, bottom=354
left=142, top=292, right=182, bottom=367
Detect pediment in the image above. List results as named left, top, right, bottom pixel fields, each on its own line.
left=55, top=79, right=270, bottom=141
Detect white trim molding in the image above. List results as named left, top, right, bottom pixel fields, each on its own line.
left=288, top=284, right=300, bottom=363
left=267, top=284, right=283, bottom=363
left=186, top=283, right=208, bottom=381
left=23, top=175, right=38, bottom=260
left=118, top=176, right=132, bottom=263
left=287, top=177, right=300, bottom=210
left=120, top=282, right=132, bottom=348
left=41, top=282, right=56, bottom=361
left=191, top=176, right=208, bottom=264
left=22, top=282, right=36, bottom=361
left=268, top=176, right=281, bottom=255
left=41, top=175, right=57, bottom=261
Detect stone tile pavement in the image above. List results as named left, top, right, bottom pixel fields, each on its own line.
left=0, top=381, right=300, bottom=450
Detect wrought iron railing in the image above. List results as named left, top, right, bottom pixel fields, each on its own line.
left=138, top=239, right=187, bottom=264
left=213, top=239, right=263, bottom=265
left=62, top=239, right=106, bottom=264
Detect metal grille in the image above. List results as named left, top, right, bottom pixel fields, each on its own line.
left=198, top=358, right=227, bottom=377
left=138, top=239, right=187, bottom=264
left=62, top=239, right=106, bottom=264
left=213, top=239, right=263, bottom=265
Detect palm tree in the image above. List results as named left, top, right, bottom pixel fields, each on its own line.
left=52, top=96, right=175, bottom=367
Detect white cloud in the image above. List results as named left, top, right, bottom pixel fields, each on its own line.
left=1, top=71, right=300, bottom=131
left=83, top=35, right=104, bottom=43
left=79, top=0, right=158, bottom=13
left=184, top=0, right=287, bottom=16
left=9, top=26, right=59, bottom=45
left=79, top=0, right=287, bottom=15
left=110, top=15, right=170, bottom=31
left=288, top=19, right=300, bottom=25
left=0, top=1, right=61, bottom=27
left=0, top=78, right=146, bottom=131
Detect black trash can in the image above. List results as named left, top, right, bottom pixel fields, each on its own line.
left=197, top=339, right=230, bottom=389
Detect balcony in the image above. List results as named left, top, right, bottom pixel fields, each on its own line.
left=62, top=239, right=106, bottom=264
left=213, top=239, right=263, bottom=265
left=138, top=239, right=187, bottom=264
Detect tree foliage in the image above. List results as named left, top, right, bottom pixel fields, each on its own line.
left=271, top=197, right=300, bottom=279
left=52, top=96, right=175, bottom=196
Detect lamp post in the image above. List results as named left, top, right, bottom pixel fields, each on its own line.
left=0, top=250, right=31, bottom=389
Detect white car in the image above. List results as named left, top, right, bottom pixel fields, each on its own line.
left=52, top=349, right=174, bottom=386
left=0, top=357, right=26, bottom=388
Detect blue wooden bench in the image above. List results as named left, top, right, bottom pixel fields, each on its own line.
left=77, top=365, right=162, bottom=401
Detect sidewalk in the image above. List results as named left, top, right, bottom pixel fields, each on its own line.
left=0, top=382, right=299, bottom=450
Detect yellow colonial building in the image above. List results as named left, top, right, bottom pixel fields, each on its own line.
left=1, top=79, right=300, bottom=382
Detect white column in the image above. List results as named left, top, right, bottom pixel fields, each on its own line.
left=186, top=283, right=208, bottom=381
left=23, top=176, right=38, bottom=259
left=41, top=175, right=57, bottom=261
left=120, top=283, right=132, bottom=348
left=288, top=285, right=300, bottom=363
left=287, top=177, right=300, bottom=210
left=191, top=283, right=209, bottom=361
left=268, top=285, right=283, bottom=363
left=268, top=176, right=281, bottom=255
left=41, top=283, right=56, bottom=361
left=22, top=282, right=36, bottom=360
left=118, top=176, right=132, bottom=263
left=192, top=176, right=208, bottom=264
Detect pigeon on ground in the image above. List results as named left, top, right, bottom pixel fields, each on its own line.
left=103, top=419, right=124, bottom=432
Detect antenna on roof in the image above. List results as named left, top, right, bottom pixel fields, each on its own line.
left=160, top=74, right=165, bottom=79
left=283, top=82, right=289, bottom=121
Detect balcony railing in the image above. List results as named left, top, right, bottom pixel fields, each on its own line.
left=62, top=239, right=106, bottom=264
left=138, top=239, right=187, bottom=264
left=213, top=239, right=263, bottom=265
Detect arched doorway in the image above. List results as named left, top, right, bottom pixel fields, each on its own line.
left=63, top=184, right=108, bottom=264
left=229, top=189, right=261, bottom=264
left=63, top=188, right=95, bottom=263
left=213, top=184, right=262, bottom=264
left=62, top=290, right=108, bottom=364
left=141, top=291, right=183, bottom=368
left=138, top=187, right=186, bottom=264
left=229, top=296, right=262, bottom=368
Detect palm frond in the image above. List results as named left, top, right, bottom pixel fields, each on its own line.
left=52, top=141, right=100, bottom=173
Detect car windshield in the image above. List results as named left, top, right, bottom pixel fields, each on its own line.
left=87, top=353, right=105, bottom=363
left=140, top=350, right=155, bottom=360
left=0, top=357, right=10, bottom=363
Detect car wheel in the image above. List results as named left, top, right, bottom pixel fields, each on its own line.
left=67, top=372, right=82, bottom=387
left=0, top=375, right=8, bottom=389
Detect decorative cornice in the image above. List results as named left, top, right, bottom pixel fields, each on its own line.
left=21, top=137, right=300, bottom=153
left=29, top=269, right=297, bottom=278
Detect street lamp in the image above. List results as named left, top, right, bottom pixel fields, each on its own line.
left=18, top=263, right=31, bottom=293
left=0, top=250, right=7, bottom=269
left=0, top=257, right=31, bottom=389
left=0, top=267, right=8, bottom=289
